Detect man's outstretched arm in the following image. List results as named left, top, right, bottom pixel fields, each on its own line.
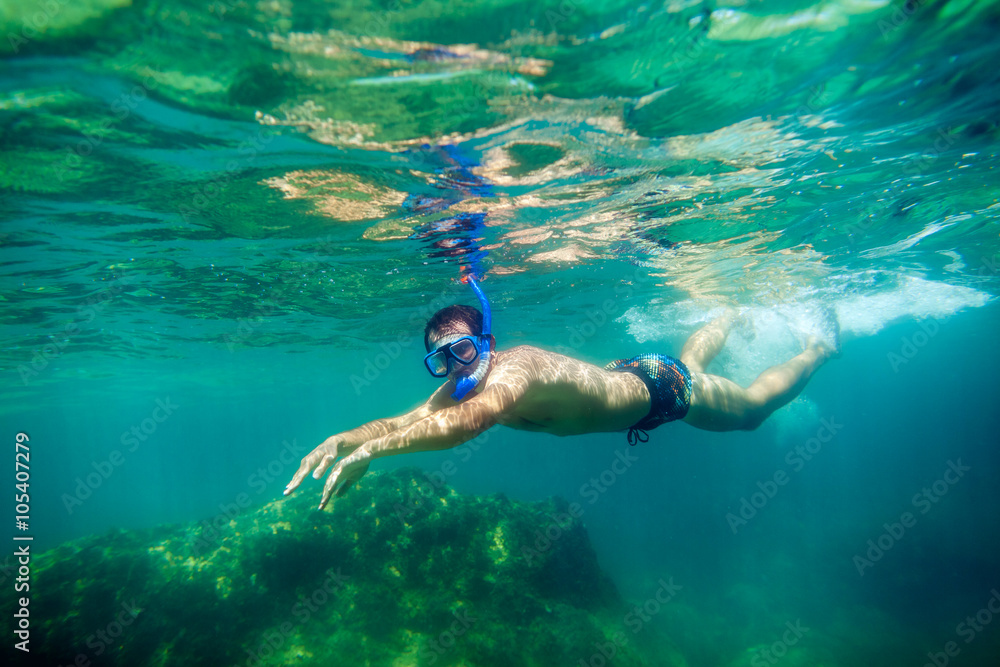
left=313, top=381, right=523, bottom=509
left=284, top=383, right=459, bottom=497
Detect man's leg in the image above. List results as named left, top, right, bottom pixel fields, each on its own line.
left=680, top=309, right=737, bottom=373
left=683, top=339, right=834, bottom=432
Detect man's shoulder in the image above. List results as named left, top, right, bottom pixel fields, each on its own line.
left=488, top=345, right=548, bottom=377
left=501, top=344, right=545, bottom=356
left=496, top=344, right=558, bottom=363
left=489, top=345, right=606, bottom=388
left=494, top=344, right=589, bottom=370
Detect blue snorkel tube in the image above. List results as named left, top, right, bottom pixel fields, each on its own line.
left=451, top=275, right=492, bottom=401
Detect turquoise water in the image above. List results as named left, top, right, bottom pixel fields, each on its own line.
left=2, top=0, right=1000, bottom=664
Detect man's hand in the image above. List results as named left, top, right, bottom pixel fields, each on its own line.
left=284, top=435, right=349, bottom=497
left=317, top=446, right=372, bottom=509
left=284, top=434, right=374, bottom=509
left=283, top=388, right=500, bottom=508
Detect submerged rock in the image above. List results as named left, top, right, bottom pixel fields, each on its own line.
left=2, top=468, right=677, bottom=666
left=0, top=0, right=131, bottom=56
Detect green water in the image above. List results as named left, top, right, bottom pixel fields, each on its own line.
left=2, top=0, right=1000, bottom=665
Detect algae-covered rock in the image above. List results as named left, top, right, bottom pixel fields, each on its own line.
left=0, top=0, right=132, bottom=56
left=2, top=468, right=674, bottom=666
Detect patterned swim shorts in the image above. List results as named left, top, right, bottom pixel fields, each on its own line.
left=605, top=354, right=692, bottom=445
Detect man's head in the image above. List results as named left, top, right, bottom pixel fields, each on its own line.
left=424, top=276, right=496, bottom=400
left=424, top=305, right=483, bottom=351
left=423, top=305, right=496, bottom=390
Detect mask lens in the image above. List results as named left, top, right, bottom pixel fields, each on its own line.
left=450, top=338, right=478, bottom=364
left=426, top=350, right=450, bottom=376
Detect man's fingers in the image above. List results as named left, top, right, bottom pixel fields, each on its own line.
left=310, top=438, right=341, bottom=479
left=284, top=463, right=311, bottom=495
left=312, top=453, right=337, bottom=479
left=318, top=451, right=368, bottom=510
left=319, top=467, right=341, bottom=510
left=284, top=452, right=322, bottom=495
left=286, top=437, right=343, bottom=495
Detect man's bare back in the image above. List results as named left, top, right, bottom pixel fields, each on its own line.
left=284, top=279, right=837, bottom=509
left=483, top=346, right=650, bottom=436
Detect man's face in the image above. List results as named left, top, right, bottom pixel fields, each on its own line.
left=426, top=329, right=480, bottom=381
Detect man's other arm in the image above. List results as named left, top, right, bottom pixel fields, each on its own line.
left=315, top=379, right=526, bottom=507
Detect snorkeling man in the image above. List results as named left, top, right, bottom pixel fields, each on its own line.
left=285, top=277, right=839, bottom=509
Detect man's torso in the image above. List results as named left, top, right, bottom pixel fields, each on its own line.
left=481, top=346, right=651, bottom=436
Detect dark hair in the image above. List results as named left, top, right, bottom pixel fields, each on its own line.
left=424, top=305, right=482, bottom=351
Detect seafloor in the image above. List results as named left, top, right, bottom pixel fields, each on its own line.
left=4, top=468, right=690, bottom=666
